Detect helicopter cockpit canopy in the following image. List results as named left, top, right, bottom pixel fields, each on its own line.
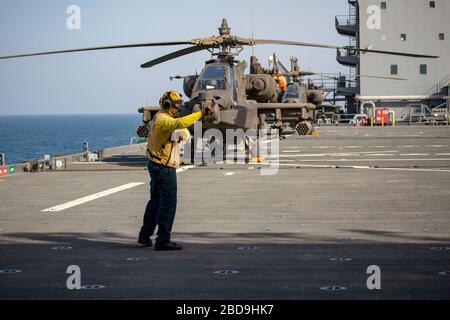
left=196, top=64, right=227, bottom=90
left=283, top=84, right=300, bottom=99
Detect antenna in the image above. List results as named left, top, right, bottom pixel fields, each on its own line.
left=251, top=8, right=255, bottom=56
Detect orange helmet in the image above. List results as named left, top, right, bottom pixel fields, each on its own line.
left=274, top=76, right=287, bottom=92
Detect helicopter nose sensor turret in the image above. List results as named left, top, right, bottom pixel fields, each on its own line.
left=192, top=92, right=221, bottom=125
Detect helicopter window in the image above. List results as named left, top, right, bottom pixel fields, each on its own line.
left=229, top=68, right=238, bottom=100
left=197, top=79, right=226, bottom=90
left=197, top=65, right=226, bottom=90
left=201, top=66, right=225, bottom=79
left=225, top=67, right=238, bottom=100
left=284, top=85, right=300, bottom=99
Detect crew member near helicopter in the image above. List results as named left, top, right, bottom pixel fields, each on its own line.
left=274, top=75, right=287, bottom=102
left=138, top=91, right=213, bottom=251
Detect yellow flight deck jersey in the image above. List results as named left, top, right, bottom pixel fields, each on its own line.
left=147, top=111, right=202, bottom=169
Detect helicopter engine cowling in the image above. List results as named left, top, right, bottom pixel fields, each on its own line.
left=306, top=90, right=324, bottom=106
left=245, top=75, right=278, bottom=102
left=183, top=75, right=198, bottom=98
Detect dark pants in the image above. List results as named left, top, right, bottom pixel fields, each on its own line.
left=139, top=161, right=177, bottom=243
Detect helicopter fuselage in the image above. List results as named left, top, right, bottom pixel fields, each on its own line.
left=183, top=59, right=259, bottom=131
left=138, top=57, right=318, bottom=135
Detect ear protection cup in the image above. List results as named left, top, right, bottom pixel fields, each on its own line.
left=159, top=91, right=183, bottom=110
left=162, top=99, right=172, bottom=110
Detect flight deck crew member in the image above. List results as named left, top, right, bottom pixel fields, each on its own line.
left=138, top=91, right=213, bottom=251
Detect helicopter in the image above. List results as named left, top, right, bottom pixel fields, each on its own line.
left=244, top=53, right=411, bottom=130
left=245, top=53, right=326, bottom=134
left=131, top=19, right=437, bottom=139
left=153, top=52, right=321, bottom=137
left=1, top=18, right=438, bottom=139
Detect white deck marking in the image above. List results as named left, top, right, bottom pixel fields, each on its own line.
left=224, top=160, right=244, bottom=164
left=312, top=146, right=335, bottom=149
left=280, top=150, right=399, bottom=158
left=72, top=162, right=109, bottom=164
left=400, top=153, right=430, bottom=156
left=260, top=137, right=280, bottom=145
left=176, top=165, right=197, bottom=173
left=276, top=158, right=450, bottom=162
left=41, top=182, right=146, bottom=212
left=224, top=172, right=235, bottom=176
left=263, top=162, right=450, bottom=173
left=436, top=153, right=450, bottom=156
left=282, top=150, right=301, bottom=153
left=280, top=153, right=327, bottom=157
left=42, top=165, right=197, bottom=212
left=362, top=151, right=399, bottom=154
left=367, top=167, right=450, bottom=173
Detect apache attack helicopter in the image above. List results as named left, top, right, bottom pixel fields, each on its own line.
left=245, top=53, right=326, bottom=134
left=159, top=52, right=321, bottom=137
left=0, top=18, right=438, bottom=139
left=244, top=53, right=411, bottom=130
left=132, top=19, right=437, bottom=138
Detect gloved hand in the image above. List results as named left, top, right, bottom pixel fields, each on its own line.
left=201, top=102, right=215, bottom=117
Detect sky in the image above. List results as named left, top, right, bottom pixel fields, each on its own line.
left=0, top=0, right=349, bottom=115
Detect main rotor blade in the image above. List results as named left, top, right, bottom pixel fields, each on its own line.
left=298, top=71, right=317, bottom=76
left=141, top=45, right=211, bottom=69
left=0, top=41, right=194, bottom=60
left=251, top=39, right=439, bottom=59
left=314, top=72, right=408, bottom=81
left=357, top=74, right=408, bottom=81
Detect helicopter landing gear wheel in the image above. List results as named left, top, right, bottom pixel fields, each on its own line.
left=221, top=137, right=252, bottom=164
left=331, top=114, right=341, bottom=125
left=189, top=136, right=197, bottom=165
left=295, top=121, right=313, bottom=136
left=244, top=136, right=253, bottom=164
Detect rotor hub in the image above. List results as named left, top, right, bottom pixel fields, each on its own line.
left=218, top=18, right=231, bottom=36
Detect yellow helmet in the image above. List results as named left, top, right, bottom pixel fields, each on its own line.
left=160, top=91, right=183, bottom=109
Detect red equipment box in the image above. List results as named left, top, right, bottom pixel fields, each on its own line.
left=376, top=108, right=390, bottom=125
left=0, top=167, right=8, bottom=176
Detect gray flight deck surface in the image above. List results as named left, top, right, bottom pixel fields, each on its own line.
left=0, top=125, right=449, bottom=299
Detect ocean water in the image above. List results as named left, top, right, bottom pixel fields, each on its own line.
left=0, top=114, right=142, bottom=165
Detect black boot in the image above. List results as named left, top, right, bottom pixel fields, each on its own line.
left=137, top=234, right=153, bottom=247
left=155, top=241, right=183, bottom=251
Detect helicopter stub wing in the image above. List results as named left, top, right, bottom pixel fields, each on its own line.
left=138, top=106, right=161, bottom=113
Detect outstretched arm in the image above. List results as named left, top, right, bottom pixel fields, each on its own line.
left=156, top=111, right=202, bottom=136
